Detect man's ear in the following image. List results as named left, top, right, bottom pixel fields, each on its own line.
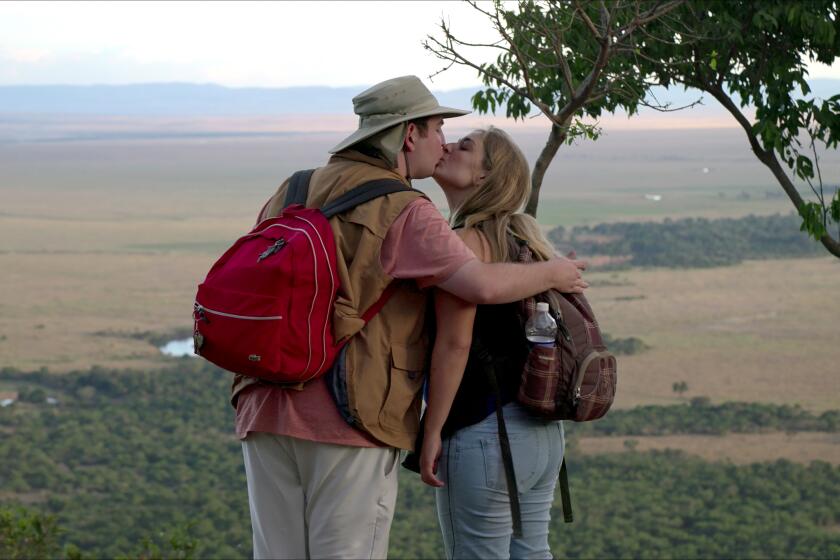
left=403, top=122, right=417, bottom=153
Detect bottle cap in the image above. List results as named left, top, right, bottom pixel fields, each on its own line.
left=536, top=302, right=550, bottom=312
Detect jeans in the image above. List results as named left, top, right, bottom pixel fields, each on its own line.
left=435, top=402, right=565, bottom=560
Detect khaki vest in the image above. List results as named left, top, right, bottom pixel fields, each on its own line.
left=231, top=151, right=430, bottom=450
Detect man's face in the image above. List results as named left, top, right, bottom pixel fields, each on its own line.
left=408, top=117, right=446, bottom=179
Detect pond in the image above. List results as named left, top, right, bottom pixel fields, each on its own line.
left=159, top=337, right=197, bottom=358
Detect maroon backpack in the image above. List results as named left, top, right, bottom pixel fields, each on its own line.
left=482, top=239, right=617, bottom=534
left=515, top=242, right=617, bottom=421
left=193, top=170, right=416, bottom=383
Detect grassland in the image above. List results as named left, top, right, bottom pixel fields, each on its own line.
left=0, top=117, right=840, bottom=557
left=2, top=250, right=837, bottom=410
left=576, top=432, right=840, bottom=465
left=1, top=130, right=837, bottom=382
left=1, top=122, right=838, bottom=467
left=586, top=257, right=840, bottom=412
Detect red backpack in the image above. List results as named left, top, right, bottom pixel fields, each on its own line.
left=193, top=169, right=418, bottom=383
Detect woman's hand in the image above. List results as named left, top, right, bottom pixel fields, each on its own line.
left=420, top=430, right=445, bottom=488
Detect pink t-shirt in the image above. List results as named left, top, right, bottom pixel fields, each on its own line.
left=235, top=197, right=476, bottom=445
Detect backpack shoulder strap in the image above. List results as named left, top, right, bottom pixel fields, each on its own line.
left=321, top=178, right=420, bottom=218
left=283, top=169, right=316, bottom=208
left=473, top=339, right=524, bottom=538
left=476, top=336, right=574, bottom=528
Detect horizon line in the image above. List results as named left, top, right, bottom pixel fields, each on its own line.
left=1, top=76, right=838, bottom=91
left=0, top=81, right=486, bottom=93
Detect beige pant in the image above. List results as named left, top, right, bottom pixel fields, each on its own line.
left=241, top=432, right=400, bottom=559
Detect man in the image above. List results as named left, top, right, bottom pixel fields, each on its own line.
left=233, top=76, right=587, bottom=559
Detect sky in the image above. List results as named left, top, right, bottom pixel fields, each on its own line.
left=4, top=0, right=840, bottom=91
left=0, top=1, right=499, bottom=90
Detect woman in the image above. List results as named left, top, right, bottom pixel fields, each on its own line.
left=418, top=127, right=573, bottom=559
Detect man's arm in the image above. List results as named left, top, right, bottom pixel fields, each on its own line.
left=381, top=198, right=588, bottom=303
left=437, top=256, right=588, bottom=305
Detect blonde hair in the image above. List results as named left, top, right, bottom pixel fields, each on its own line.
left=450, top=126, right=556, bottom=263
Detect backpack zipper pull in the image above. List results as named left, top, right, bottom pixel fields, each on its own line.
left=258, top=238, right=286, bottom=262
left=194, top=303, right=211, bottom=323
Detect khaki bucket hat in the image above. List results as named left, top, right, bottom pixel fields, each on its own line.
left=330, top=75, right=471, bottom=154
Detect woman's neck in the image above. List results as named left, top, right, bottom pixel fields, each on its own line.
left=442, top=187, right=471, bottom=217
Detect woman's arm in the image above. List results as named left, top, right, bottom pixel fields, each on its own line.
left=420, top=229, right=487, bottom=487
left=420, top=289, right=476, bottom=487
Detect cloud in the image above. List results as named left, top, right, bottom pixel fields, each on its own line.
left=1, top=1, right=838, bottom=90
left=3, top=47, right=50, bottom=63
left=807, top=61, right=840, bottom=80
left=0, top=1, right=492, bottom=89
left=0, top=48, right=205, bottom=85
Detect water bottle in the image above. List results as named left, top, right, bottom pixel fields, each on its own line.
left=525, top=302, right=557, bottom=346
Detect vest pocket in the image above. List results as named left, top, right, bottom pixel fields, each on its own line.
left=379, top=343, right=426, bottom=432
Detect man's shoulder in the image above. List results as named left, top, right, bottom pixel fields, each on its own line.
left=316, top=157, right=427, bottom=210
left=322, top=159, right=407, bottom=189
left=393, top=197, right=439, bottom=221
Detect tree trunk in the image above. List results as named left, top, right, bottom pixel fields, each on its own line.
left=704, top=85, right=840, bottom=259
left=526, top=121, right=569, bottom=217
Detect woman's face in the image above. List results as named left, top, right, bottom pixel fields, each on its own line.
left=433, top=131, right=486, bottom=193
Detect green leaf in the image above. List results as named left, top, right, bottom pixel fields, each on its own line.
left=799, top=202, right=827, bottom=240
left=829, top=191, right=840, bottom=223
left=795, top=155, right=815, bottom=179
left=787, top=3, right=800, bottom=24
left=471, top=90, right=489, bottom=114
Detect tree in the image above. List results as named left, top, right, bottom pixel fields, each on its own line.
left=427, top=1, right=840, bottom=258
left=638, top=0, right=840, bottom=257
left=425, top=0, right=687, bottom=216
left=672, top=381, right=688, bottom=397
left=19, top=388, right=46, bottom=404
left=0, top=507, right=62, bottom=559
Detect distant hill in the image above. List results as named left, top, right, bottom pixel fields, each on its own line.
left=1, top=80, right=836, bottom=116
left=0, top=83, right=479, bottom=116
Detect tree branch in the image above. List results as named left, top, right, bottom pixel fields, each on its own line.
left=573, top=0, right=602, bottom=39
left=426, top=28, right=556, bottom=122
left=704, top=82, right=840, bottom=258
left=627, top=0, right=684, bottom=30
left=488, top=2, right=556, bottom=117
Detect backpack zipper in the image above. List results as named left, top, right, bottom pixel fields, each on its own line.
left=194, top=302, right=283, bottom=322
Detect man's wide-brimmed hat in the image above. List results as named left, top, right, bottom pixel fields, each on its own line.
left=329, top=75, right=470, bottom=154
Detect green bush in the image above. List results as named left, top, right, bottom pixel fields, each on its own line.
left=0, top=507, right=61, bottom=559
left=2, top=364, right=839, bottom=558
left=550, top=213, right=824, bottom=269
